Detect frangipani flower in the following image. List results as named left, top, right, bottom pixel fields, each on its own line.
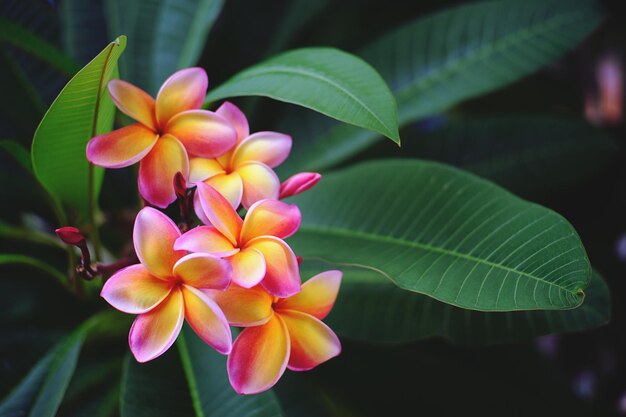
left=101, top=207, right=232, bottom=362
left=175, top=183, right=301, bottom=297
left=87, top=68, right=237, bottom=208
left=206, top=270, right=342, bottom=394
left=189, top=102, right=292, bottom=209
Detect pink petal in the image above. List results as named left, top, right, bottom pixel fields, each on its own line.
left=246, top=236, right=300, bottom=298
left=204, top=284, right=273, bottom=327
left=86, top=124, right=158, bottom=169
left=216, top=101, right=249, bottom=143
left=240, top=199, right=301, bottom=244
left=133, top=207, right=184, bottom=279
left=129, top=288, right=184, bottom=363
left=189, top=157, right=225, bottom=183
left=101, top=264, right=173, bottom=314
left=231, top=132, right=292, bottom=169
left=279, top=310, right=341, bottom=371
left=174, top=226, right=238, bottom=257
left=165, top=110, right=237, bottom=158
left=237, top=162, right=280, bottom=209
left=229, top=247, right=266, bottom=288
left=279, top=172, right=322, bottom=199
left=108, top=79, right=157, bottom=129
left=155, top=67, right=208, bottom=128
left=138, top=134, right=189, bottom=208
left=275, top=270, right=342, bottom=320
left=195, top=183, right=243, bottom=245
left=181, top=285, right=232, bottom=354
left=203, top=172, right=243, bottom=209
left=173, top=253, right=231, bottom=290
left=227, top=315, right=290, bottom=394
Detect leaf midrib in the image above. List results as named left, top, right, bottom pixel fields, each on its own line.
left=212, top=64, right=397, bottom=139
left=394, top=7, right=591, bottom=102
left=298, top=225, right=585, bottom=296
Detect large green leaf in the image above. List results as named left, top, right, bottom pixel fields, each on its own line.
left=311, top=264, right=609, bottom=345
left=31, top=36, right=126, bottom=220
left=0, top=327, right=87, bottom=417
left=288, top=160, right=590, bottom=311
left=121, top=326, right=284, bottom=417
left=280, top=0, right=605, bottom=174
left=205, top=48, right=400, bottom=144
left=104, top=0, right=224, bottom=95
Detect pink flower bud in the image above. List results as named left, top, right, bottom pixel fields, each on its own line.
left=55, top=226, right=85, bottom=246
left=279, top=172, right=321, bottom=199
left=173, top=172, right=187, bottom=199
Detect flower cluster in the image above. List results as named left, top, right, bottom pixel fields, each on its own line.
left=89, top=68, right=340, bottom=394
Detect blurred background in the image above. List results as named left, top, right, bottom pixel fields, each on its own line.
left=1, top=0, right=625, bottom=415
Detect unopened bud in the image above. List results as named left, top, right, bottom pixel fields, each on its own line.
left=174, top=172, right=187, bottom=199
left=55, top=226, right=85, bottom=246
left=279, top=172, right=321, bottom=199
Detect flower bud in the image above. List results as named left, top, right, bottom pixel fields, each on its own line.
left=279, top=172, right=321, bottom=199
left=173, top=172, right=187, bottom=199
left=55, top=226, right=85, bottom=246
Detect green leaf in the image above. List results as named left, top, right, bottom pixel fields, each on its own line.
left=121, top=327, right=284, bottom=417
left=0, top=327, right=87, bottom=417
left=0, top=140, right=67, bottom=224
left=395, top=115, right=618, bottom=199
left=205, top=47, right=400, bottom=144
left=0, top=49, right=46, bottom=136
left=280, top=0, right=605, bottom=174
left=0, top=254, right=68, bottom=288
left=288, top=160, right=590, bottom=311
left=0, top=221, right=64, bottom=249
left=310, top=264, right=609, bottom=345
left=0, top=17, right=80, bottom=76
left=31, top=36, right=126, bottom=220
left=104, top=0, right=224, bottom=95
left=368, top=0, right=604, bottom=124
left=0, top=140, right=33, bottom=173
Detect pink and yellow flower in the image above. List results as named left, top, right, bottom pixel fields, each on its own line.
left=87, top=68, right=237, bottom=208
left=101, top=207, right=232, bottom=362
left=175, top=183, right=301, bottom=297
left=206, top=270, right=342, bottom=394
left=189, top=102, right=292, bottom=209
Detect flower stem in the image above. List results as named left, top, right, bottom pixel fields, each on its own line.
left=87, top=163, right=103, bottom=261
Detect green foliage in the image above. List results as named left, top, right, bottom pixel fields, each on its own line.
left=314, top=265, right=609, bottom=345
left=0, top=141, right=33, bottom=173
left=0, top=254, right=68, bottom=288
left=0, top=327, right=87, bottom=417
left=31, top=36, right=126, bottom=220
left=0, top=17, right=79, bottom=77
left=104, top=0, right=224, bottom=95
left=121, top=327, right=284, bottom=417
left=281, top=0, right=605, bottom=174
left=398, top=115, right=618, bottom=199
left=289, top=160, right=590, bottom=311
left=205, top=48, right=400, bottom=144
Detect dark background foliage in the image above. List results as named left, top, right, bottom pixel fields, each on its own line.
left=1, top=0, right=625, bottom=415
